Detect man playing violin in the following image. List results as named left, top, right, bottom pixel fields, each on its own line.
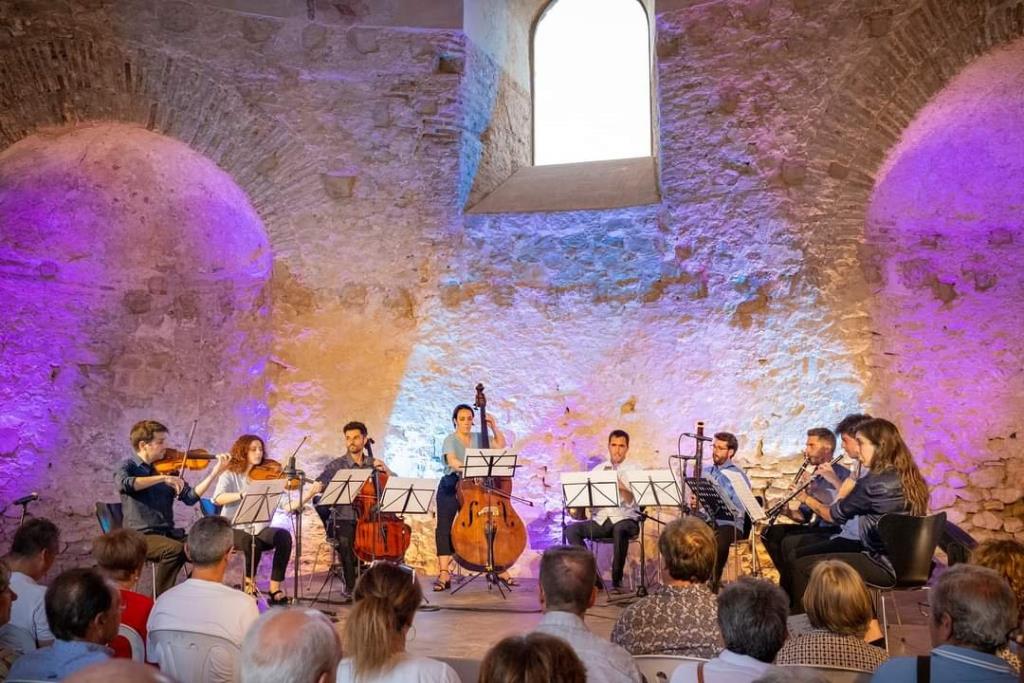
left=313, top=421, right=392, bottom=599
left=114, top=419, right=231, bottom=596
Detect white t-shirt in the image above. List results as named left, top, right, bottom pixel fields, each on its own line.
left=8, top=572, right=52, bottom=646
left=336, top=654, right=461, bottom=683
left=147, top=578, right=259, bottom=646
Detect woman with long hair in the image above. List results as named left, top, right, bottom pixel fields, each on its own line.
left=789, top=418, right=929, bottom=611
left=337, top=562, right=459, bottom=682
left=433, top=403, right=509, bottom=591
left=212, top=434, right=322, bottom=603
left=479, top=633, right=586, bottom=683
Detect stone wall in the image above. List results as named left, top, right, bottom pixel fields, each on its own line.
left=1, top=0, right=1023, bottom=577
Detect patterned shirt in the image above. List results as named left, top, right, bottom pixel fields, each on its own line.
left=611, top=583, right=722, bottom=658
left=775, top=628, right=888, bottom=672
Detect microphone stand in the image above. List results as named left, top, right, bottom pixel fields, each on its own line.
left=283, top=437, right=308, bottom=604
left=16, top=498, right=36, bottom=527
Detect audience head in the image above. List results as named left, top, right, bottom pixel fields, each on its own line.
left=227, top=434, right=268, bottom=473
left=240, top=607, right=341, bottom=683
left=802, top=560, right=874, bottom=637
left=0, top=560, right=17, bottom=626
left=712, top=432, right=738, bottom=466
left=929, top=564, right=1018, bottom=653
left=185, top=516, right=234, bottom=570
left=7, top=516, right=60, bottom=579
left=805, top=428, right=836, bottom=464
left=479, top=632, right=587, bottom=683
left=64, top=659, right=177, bottom=683
left=753, top=667, right=828, bottom=683
left=835, top=413, right=871, bottom=458
left=45, top=567, right=120, bottom=645
left=658, top=517, right=716, bottom=584
left=92, top=528, right=148, bottom=588
left=971, top=538, right=1024, bottom=623
left=716, top=577, right=789, bottom=663
left=854, top=418, right=929, bottom=515
left=539, top=545, right=597, bottom=616
left=346, top=562, right=421, bottom=678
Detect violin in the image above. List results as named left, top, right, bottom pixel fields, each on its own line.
left=248, top=459, right=303, bottom=490
left=352, top=439, right=411, bottom=563
left=450, top=384, right=527, bottom=573
left=151, top=448, right=217, bottom=475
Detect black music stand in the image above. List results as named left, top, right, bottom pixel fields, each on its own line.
left=561, top=470, right=621, bottom=597
left=622, top=470, right=679, bottom=598
left=380, top=477, right=437, bottom=604
left=451, top=453, right=520, bottom=599
left=309, top=470, right=371, bottom=606
left=232, top=480, right=286, bottom=599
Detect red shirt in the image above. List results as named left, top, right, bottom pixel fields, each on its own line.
left=112, top=588, right=153, bottom=660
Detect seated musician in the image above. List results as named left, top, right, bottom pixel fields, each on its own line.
left=761, top=427, right=848, bottom=597
left=212, top=434, right=322, bottom=604
left=313, top=421, right=391, bottom=598
left=704, top=431, right=752, bottom=590
left=114, top=420, right=231, bottom=596
left=433, top=404, right=509, bottom=591
left=564, top=429, right=640, bottom=594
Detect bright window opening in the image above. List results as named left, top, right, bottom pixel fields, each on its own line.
left=533, top=0, right=652, bottom=166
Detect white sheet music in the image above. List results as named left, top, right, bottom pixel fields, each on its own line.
left=721, top=469, right=766, bottom=523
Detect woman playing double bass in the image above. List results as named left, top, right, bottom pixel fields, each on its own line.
left=433, top=403, right=512, bottom=591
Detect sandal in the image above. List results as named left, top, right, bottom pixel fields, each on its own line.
left=268, top=590, right=289, bottom=606
left=433, top=570, right=451, bottom=592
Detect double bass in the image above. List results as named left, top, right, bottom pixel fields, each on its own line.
left=450, top=384, right=527, bottom=574
left=352, top=439, right=412, bottom=563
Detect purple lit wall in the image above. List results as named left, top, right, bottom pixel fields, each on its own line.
left=864, top=39, right=1024, bottom=536
left=0, top=124, right=271, bottom=560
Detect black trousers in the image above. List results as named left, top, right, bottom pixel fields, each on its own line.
left=435, top=474, right=460, bottom=557
left=565, top=518, right=639, bottom=586
left=762, top=524, right=839, bottom=596
left=144, top=533, right=187, bottom=597
left=713, top=522, right=750, bottom=587
left=332, top=518, right=359, bottom=591
left=232, top=527, right=292, bottom=583
left=789, top=550, right=892, bottom=614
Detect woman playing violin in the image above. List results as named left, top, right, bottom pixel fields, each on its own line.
left=114, top=420, right=232, bottom=596
left=212, top=435, right=322, bottom=604
left=434, top=404, right=511, bottom=591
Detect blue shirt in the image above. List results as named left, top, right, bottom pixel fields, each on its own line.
left=7, top=639, right=111, bottom=680
left=871, top=644, right=1017, bottom=683
left=706, top=460, right=751, bottom=529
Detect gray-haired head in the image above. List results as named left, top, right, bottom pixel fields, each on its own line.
left=185, top=516, right=234, bottom=567
left=930, top=564, right=1018, bottom=653
left=753, top=666, right=828, bottom=683
left=716, top=577, right=789, bottom=662
left=539, top=545, right=597, bottom=616
left=239, top=607, right=341, bottom=683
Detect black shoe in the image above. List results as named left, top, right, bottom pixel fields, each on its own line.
left=610, top=584, right=627, bottom=595
left=268, top=590, right=290, bottom=606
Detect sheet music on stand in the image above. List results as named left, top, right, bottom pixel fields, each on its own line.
left=684, top=477, right=734, bottom=522
left=462, top=449, right=518, bottom=478
left=560, top=470, right=620, bottom=509
left=721, top=469, right=766, bottom=523
left=233, top=479, right=287, bottom=533
left=319, top=470, right=371, bottom=507
left=625, top=469, right=682, bottom=508
left=380, top=477, right=438, bottom=516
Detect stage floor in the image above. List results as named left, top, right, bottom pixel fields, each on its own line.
left=299, top=573, right=933, bottom=662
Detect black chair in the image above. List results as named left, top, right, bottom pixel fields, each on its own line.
left=869, top=511, right=946, bottom=651
left=95, top=501, right=157, bottom=597
left=939, top=520, right=977, bottom=566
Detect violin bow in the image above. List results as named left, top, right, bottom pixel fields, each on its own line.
left=176, top=419, right=199, bottom=483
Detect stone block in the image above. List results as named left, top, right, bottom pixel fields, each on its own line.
left=159, top=1, right=199, bottom=32
left=827, top=162, right=849, bottom=179
left=438, top=54, right=464, bottom=74
left=780, top=160, right=806, bottom=186
left=930, top=278, right=956, bottom=304
left=866, top=10, right=892, bottom=37
left=302, top=24, right=327, bottom=51
left=973, top=465, right=1006, bottom=488
left=321, top=172, right=357, bottom=199
left=1005, top=517, right=1024, bottom=534
left=993, top=488, right=1023, bottom=504
left=973, top=271, right=997, bottom=291
left=988, top=228, right=1013, bottom=246
left=972, top=510, right=1003, bottom=530
left=147, top=276, right=168, bottom=295
left=929, top=486, right=956, bottom=509
left=241, top=16, right=279, bottom=43
left=347, top=27, right=379, bottom=53
left=0, top=428, right=19, bottom=456
left=123, top=290, right=152, bottom=314
left=36, top=261, right=58, bottom=279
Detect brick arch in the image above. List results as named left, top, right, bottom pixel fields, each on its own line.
left=0, top=34, right=325, bottom=239
left=801, top=0, right=1024, bottom=284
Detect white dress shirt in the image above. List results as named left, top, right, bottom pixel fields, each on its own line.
left=534, top=611, right=641, bottom=683
left=590, top=459, right=641, bottom=525
left=147, top=578, right=259, bottom=646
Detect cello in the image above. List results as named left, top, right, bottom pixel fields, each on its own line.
left=352, top=439, right=412, bottom=562
left=450, top=384, right=527, bottom=576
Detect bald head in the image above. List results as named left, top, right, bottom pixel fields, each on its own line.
left=64, top=659, right=177, bottom=683
left=240, top=607, right=341, bottom=683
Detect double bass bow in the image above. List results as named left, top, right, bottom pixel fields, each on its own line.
left=449, top=384, right=530, bottom=580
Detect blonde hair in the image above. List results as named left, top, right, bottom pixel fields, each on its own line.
left=803, top=560, right=874, bottom=636
left=658, top=517, right=716, bottom=583
left=344, top=563, right=421, bottom=679
left=972, top=538, right=1024, bottom=623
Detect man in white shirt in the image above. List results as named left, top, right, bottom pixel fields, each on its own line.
left=671, top=577, right=789, bottom=683
left=532, top=545, right=641, bottom=683
left=3, top=517, right=60, bottom=649
left=147, top=516, right=258, bottom=650
left=565, top=429, right=640, bottom=592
